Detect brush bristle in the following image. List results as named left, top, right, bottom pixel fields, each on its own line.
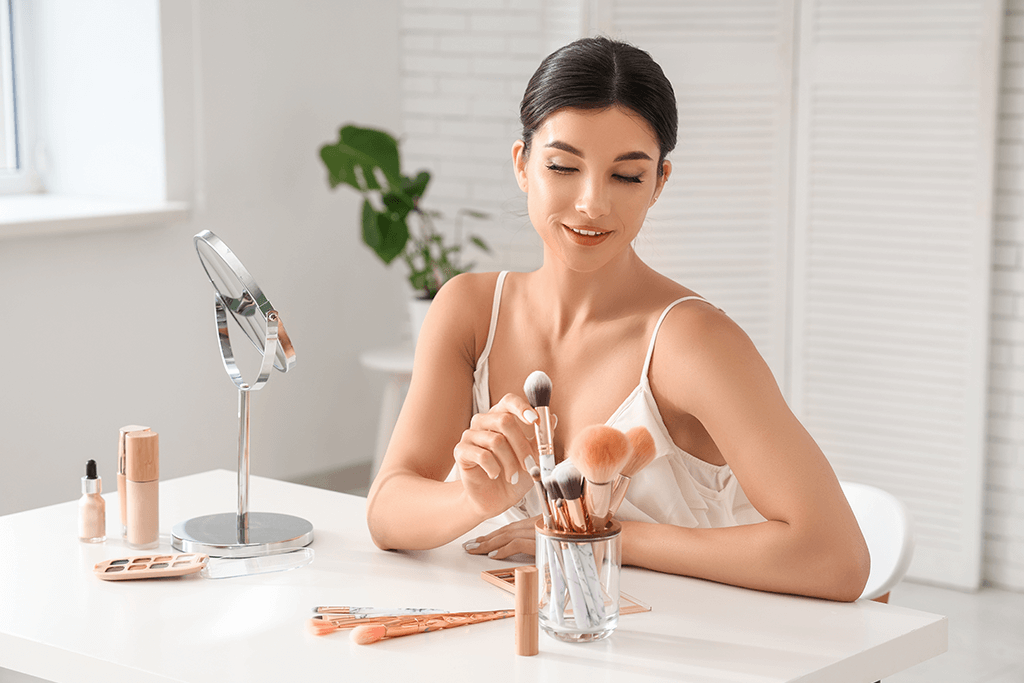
left=351, top=623, right=387, bottom=645
left=523, top=371, right=552, bottom=408
left=569, top=425, right=630, bottom=484
left=622, top=426, right=657, bottom=477
left=308, top=618, right=340, bottom=636
left=551, top=460, right=584, bottom=501
left=544, top=477, right=563, bottom=501
left=528, top=465, right=542, bottom=482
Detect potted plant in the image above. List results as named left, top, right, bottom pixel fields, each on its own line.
left=319, top=124, right=490, bottom=342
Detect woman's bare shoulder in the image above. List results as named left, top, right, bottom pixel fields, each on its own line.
left=426, top=272, right=504, bottom=359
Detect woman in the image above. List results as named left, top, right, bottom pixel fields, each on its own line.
left=366, top=37, right=869, bottom=602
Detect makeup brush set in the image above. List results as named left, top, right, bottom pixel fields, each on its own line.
left=523, top=371, right=657, bottom=639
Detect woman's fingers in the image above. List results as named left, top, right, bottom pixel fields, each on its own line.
left=463, top=516, right=539, bottom=558
left=458, top=395, right=537, bottom=484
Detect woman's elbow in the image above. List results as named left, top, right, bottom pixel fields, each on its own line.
left=820, top=537, right=871, bottom=602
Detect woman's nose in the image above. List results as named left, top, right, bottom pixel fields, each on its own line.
left=575, top=177, right=611, bottom=219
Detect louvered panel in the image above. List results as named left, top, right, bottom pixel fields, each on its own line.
left=815, top=0, right=985, bottom=41
left=604, top=1, right=794, bottom=382
left=791, top=0, right=1002, bottom=589
left=613, top=0, right=783, bottom=41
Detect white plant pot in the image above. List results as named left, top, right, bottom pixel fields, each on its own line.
left=408, top=297, right=432, bottom=347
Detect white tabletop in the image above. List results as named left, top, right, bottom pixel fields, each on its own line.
left=0, top=470, right=946, bottom=683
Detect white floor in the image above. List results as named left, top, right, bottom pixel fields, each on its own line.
left=886, top=581, right=1024, bottom=683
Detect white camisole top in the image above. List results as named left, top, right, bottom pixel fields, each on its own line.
left=474, top=271, right=766, bottom=529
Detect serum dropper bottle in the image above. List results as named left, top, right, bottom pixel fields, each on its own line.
left=78, top=459, right=106, bottom=543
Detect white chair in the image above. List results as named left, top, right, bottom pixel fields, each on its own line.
left=840, top=481, right=915, bottom=602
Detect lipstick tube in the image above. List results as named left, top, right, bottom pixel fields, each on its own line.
left=125, top=430, right=159, bottom=549
left=515, top=565, right=539, bottom=656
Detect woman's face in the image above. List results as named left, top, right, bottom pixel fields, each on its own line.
left=512, top=105, right=670, bottom=273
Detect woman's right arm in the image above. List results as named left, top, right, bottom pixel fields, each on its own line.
left=366, top=273, right=536, bottom=551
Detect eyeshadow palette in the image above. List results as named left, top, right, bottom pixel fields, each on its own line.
left=481, top=567, right=652, bottom=615
left=94, top=553, right=209, bottom=581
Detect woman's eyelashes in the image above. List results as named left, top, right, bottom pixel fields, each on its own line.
left=544, top=163, right=644, bottom=184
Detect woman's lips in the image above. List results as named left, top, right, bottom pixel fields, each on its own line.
left=563, top=224, right=612, bottom=245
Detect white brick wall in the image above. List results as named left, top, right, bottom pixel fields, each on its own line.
left=986, top=1, right=1024, bottom=592
left=397, top=0, right=1024, bottom=592
left=398, top=0, right=581, bottom=272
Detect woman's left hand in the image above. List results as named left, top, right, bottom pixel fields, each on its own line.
left=462, top=515, right=540, bottom=559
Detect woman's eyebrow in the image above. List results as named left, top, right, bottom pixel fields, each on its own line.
left=543, top=141, right=652, bottom=163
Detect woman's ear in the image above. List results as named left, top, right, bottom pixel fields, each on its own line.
left=512, top=140, right=529, bottom=193
left=651, top=159, right=672, bottom=206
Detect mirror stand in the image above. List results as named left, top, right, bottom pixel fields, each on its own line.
left=171, top=232, right=313, bottom=558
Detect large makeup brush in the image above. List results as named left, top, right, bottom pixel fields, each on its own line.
left=608, top=426, right=657, bottom=517
left=349, top=609, right=515, bottom=644
left=523, top=371, right=555, bottom=484
left=569, top=425, right=631, bottom=529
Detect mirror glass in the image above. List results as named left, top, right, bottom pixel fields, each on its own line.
left=194, top=232, right=296, bottom=373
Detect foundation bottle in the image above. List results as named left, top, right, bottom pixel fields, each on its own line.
left=78, top=459, right=106, bottom=543
left=125, top=430, right=160, bottom=549
left=118, top=425, right=150, bottom=539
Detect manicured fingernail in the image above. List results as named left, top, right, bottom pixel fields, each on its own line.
left=523, top=409, right=538, bottom=424
left=488, top=550, right=498, bottom=558
left=510, top=472, right=519, bottom=486
left=525, top=455, right=537, bottom=471
left=463, top=541, right=480, bottom=551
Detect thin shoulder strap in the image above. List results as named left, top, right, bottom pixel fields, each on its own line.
left=641, top=296, right=715, bottom=379
left=478, top=271, right=509, bottom=363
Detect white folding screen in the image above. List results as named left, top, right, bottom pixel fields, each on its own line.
left=599, top=0, right=1001, bottom=589
left=789, top=0, right=1002, bottom=590
left=613, top=0, right=797, bottom=384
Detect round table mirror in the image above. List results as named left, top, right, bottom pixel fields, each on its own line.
left=171, top=230, right=313, bottom=558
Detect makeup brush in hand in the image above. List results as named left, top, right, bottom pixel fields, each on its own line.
left=350, top=609, right=515, bottom=644
left=568, top=425, right=631, bottom=529
left=523, top=371, right=555, bottom=484
left=608, top=426, right=657, bottom=517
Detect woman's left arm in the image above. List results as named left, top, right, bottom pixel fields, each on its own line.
left=634, top=305, right=870, bottom=602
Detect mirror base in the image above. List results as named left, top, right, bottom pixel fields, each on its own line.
left=171, top=512, right=314, bottom=558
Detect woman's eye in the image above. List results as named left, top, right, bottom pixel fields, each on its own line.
left=545, top=163, right=577, bottom=174
left=614, top=173, right=643, bottom=184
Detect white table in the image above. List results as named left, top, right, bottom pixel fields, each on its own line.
left=359, top=344, right=414, bottom=478
left=0, top=470, right=947, bottom=683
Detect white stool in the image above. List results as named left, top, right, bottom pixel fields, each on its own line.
left=359, top=344, right=414, bottom=480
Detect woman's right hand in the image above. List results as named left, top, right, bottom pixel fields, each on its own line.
left=454, top=393, right=538, bottom=518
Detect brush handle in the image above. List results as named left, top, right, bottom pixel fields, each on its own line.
left=559, top=543, right=596, bottom=628
left=534, top=407, right=556, bottom=484
left=607, top=474, right=632, bottom=518
left=583, top=480, right=614, bottom=529
left=315, top=606, right=445, bottom=615
left=379, top=609, right=515, bottom=638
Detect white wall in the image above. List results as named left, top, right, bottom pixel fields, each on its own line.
left=0, top=0, right=404, bottom=516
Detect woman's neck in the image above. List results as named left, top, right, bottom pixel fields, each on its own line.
left=531, top=247, right=652, bottom=338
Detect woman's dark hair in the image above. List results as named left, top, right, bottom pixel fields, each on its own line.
left=520, top=37, right=678, bottom=172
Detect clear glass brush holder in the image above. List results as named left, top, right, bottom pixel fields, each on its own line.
left=535, top=519, right=621, bottom=643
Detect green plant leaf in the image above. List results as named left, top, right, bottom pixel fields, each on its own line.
left=469, top=235, right=491, bottom=252
left=362, top=200, right=409, bottom=264
left=461, top=209, right=491, bottom=220
left=320, top=125, right=401, bottom=192
left=403, top=171, right=430, bottom=200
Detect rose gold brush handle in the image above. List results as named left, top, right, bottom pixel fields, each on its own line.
left=380, top=609, right=515, bottom=638
left=608, top=474, right=632, bottom=518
